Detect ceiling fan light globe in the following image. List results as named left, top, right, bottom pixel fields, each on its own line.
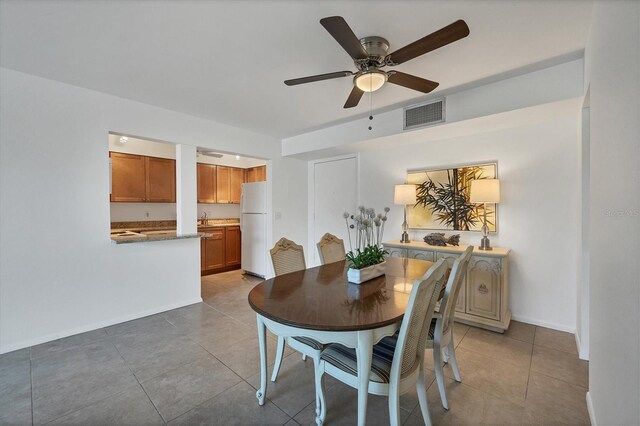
left=354, top=71, right=386, bottom=92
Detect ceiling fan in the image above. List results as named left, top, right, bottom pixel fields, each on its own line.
left=284, top=16, right=470, bottom=108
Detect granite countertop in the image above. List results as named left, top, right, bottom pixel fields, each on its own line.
left=110, top=219, right=238, bottom=244
left=111, top=231, right=205, bottom=244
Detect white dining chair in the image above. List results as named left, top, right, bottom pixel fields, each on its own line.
left=314, top=258, right=448, bottom=426
left=428, top=245, right=473, bottom=410
left=316, top=233, right=346, bottom=265
left=269, top=238, right=325, bottom=412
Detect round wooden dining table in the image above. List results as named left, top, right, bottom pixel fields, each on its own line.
left=248, top=256, right=434, bottom=426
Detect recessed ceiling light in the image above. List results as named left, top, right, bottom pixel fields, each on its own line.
left=119, top=136, right=128, bottom=144
left=235, top=155, right=240, bottom=160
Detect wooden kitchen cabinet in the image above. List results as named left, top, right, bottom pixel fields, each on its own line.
left=200, top=226, right=242, bottom=275
left=203, top=228, right=225, bottom=271
left=110, top=152, right=175, bottom=203
left=110, top=152, right=146, bottom=202
left=245, top=165, right=266, bottom=183
left=230, top=168, right=244, bottom=204
left=216, top=166, right=231, bottom=203
left=225, top=226, right=241, bottom=266
left=384, top=241, right=511, bottom=332
left=197, top=163, right=217, bottom=203
left=146, top=156, right=175, bottom=202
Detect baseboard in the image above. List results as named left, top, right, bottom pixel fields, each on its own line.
left=510, top=314, right=576, bottom=333
left=0, top=297, right=203, bottom=355
left=586, top=391, right=596, bottom=425
left=575, top=332, right=590, bottom=360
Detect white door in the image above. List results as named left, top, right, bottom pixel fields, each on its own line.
left=313, top=157, right=358, bottom=265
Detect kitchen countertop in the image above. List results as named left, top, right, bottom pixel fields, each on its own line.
left=110, top=219, right=240, bottom=243
left=111, top=230, right=210, bottom=244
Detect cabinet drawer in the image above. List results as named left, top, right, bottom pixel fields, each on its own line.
left=408, top=249, right=435, bottom=262
left=466, top=258, right=502, bottom=320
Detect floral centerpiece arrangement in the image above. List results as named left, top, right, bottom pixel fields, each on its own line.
left=343, top=206, right=390, bottom=284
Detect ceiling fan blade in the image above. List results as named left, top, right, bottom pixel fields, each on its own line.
left=320, top=16, right=368, bottom=60
left=343, top=86, right=364, bottom=108
left=385, top=20, right=470, bottom=65
left=387, top=71, right=439, bottom=93
left=284, top=71, right=353, bottom=86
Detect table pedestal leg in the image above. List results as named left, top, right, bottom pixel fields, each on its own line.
left=356, top=330, right=373, bottom=426
left=255, top=315, right=267, bottom=405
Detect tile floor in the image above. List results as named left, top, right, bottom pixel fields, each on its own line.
left=0, top=270, right=590, bottom=425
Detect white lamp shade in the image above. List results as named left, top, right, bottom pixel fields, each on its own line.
left=394, top=184, right=417, bottom=205
left=470, top=179, right=500, bottom=203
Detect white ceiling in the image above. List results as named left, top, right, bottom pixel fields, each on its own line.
left=0, top=0, right=592, bottom=139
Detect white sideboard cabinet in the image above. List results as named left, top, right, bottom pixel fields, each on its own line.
left=383, top=240, right=511, bottom=333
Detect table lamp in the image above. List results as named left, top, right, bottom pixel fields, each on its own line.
left=470, top=179, right=500, bottom=251
left=394, top=184, right=417, bottom=243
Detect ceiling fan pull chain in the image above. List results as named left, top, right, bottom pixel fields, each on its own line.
left=368, top=83, right=373, bottom=131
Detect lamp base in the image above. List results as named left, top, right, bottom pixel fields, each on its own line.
left=478, top=236, right=493, bottom=251
left=400, top=232, right=411, bottom=243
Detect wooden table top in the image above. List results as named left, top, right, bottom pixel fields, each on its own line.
left=247, top=257, right=434, bottom=332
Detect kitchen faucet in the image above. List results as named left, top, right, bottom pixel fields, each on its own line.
left=200, top=212, right=208, bottom=225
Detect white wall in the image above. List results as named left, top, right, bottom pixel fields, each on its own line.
left=283, top=59, right=584, bottom=159
left=356, top=117, right=579, bottom=331
left=0, top=67, right=307, bottom=353
left=583, top=1, right=640, bottom=424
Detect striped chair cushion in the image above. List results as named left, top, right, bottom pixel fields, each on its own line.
left=428, top=318, right=437, bottom=340
left=292, top=336, right=324, bottom=351
left=320, top=335, right=398, bottom=383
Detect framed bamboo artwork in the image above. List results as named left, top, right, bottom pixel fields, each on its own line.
left=406, top=162, right=498, bottom=232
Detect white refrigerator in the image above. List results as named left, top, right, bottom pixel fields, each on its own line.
left=241, top=182, right=267, bottom=278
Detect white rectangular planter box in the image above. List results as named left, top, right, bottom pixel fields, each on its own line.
left=347, top=261, right=386, bottom=284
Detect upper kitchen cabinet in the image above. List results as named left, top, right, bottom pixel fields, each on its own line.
left=110, top=152, right=175, bottom=202
left=197, top=163, right=217, bottom=203
left=110, top=152, right=146, bottom=202
left=216, top=166, right=231, bottom=203
left=245, top=165, right=266, bottom=183
left=146, top=157, right=175, bottom=202
left=230, top=168, right=243, bottom=203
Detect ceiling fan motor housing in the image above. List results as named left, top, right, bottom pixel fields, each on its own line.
left=357, top=36, right=390, bottom=69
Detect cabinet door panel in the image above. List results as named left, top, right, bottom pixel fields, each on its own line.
left=436, top=252, right=466, bottom=313
left=229, top=168, right=243, bottom=204
left=204, top=228, right=225, bottom=270
left=466, top=258, right=501, bottom=320
left=225, top=226, right=241, bottom=266
left=110, top=152, right=146, bottom=202
left=200, top=238, right=206, bottom=271
left=197, top=164, right=216, bottom=203
left=216, top=166, right=230, bottom=203
left=256, top=165, right=266, bottom=181
left=146, top=157, right=175, bottom=202
left=386, top=248, right=405, bottom=258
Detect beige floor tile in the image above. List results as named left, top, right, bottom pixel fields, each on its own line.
left=523, top=372, right=590, bottom=425
left=504, top=320, right=536, bottom=343
left=438, top=346, right=530, bottom=403
left=452, top=322, right=470, bottom=347
left=531, top=345, right=588, bottom=388
left=534, top=326, right=579, bottom=355
left=212, top=335, right=294, bottom=379
left=458, top=327, right=533, bottom=369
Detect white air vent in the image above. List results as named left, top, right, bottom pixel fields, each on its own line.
left=403, top=99, right=445, bottom=130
